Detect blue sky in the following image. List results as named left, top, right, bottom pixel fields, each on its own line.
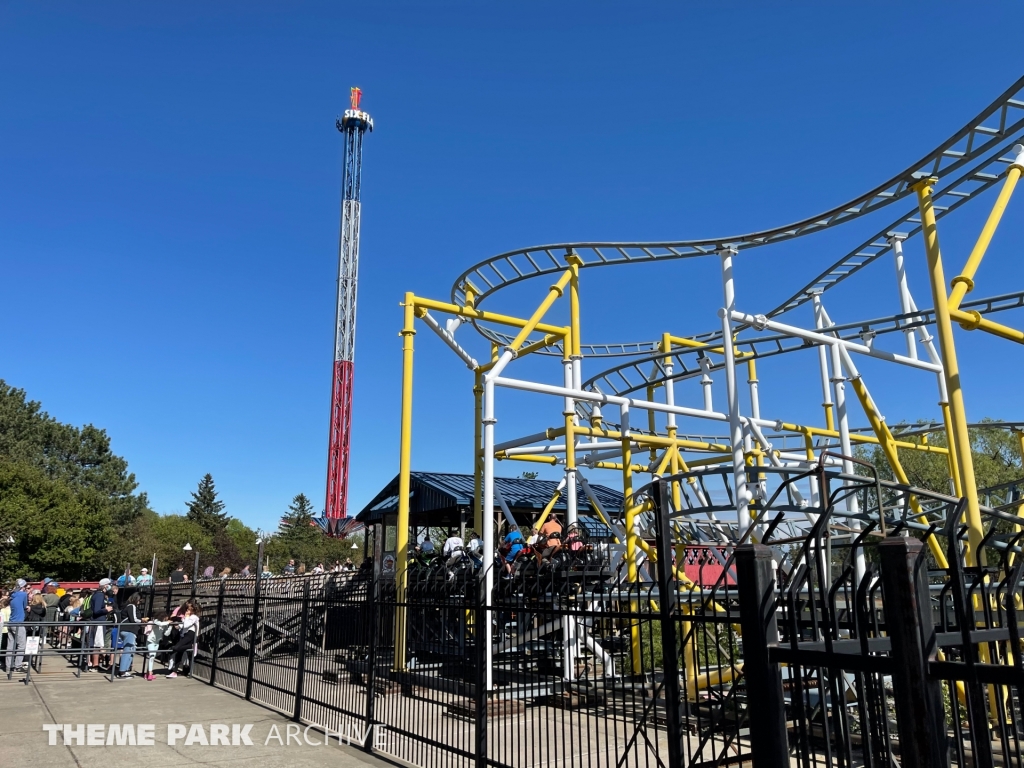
left=3, top=3, right=1024, bottom=533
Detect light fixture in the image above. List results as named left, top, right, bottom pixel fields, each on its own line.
left=351, top=542, right=359, bottom=549
left=183, top=543, right=193, bottom=551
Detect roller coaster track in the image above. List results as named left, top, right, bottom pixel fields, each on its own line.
left=452, top=75, right=1024, bottom=364
left=580, top=289, right=1024, bottom=409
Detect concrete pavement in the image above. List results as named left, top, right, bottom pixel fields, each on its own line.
left=0, top=671, right=397, bottom=768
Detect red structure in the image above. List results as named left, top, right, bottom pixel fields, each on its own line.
left=325, top=88, right=373, bottom=521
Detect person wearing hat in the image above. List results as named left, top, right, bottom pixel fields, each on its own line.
left=5, top=579, right=29, bottom=673
left=135, top=568, right=153, bottom=588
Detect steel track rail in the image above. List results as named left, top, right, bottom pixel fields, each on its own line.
left=451, top=75, right=1024, bottom=360
left=576, top=289, right=1024, bottom=417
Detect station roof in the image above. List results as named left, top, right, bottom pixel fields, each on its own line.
left=355, top=471, right=624, bottom=528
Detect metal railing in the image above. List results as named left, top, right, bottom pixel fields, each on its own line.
left=16, top=470, right=1019, bottom=768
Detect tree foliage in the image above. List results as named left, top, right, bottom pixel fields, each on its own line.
left=858, top=420, right=1023, bottom=496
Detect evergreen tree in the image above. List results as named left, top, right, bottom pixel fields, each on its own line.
left=279, top=492, right=316, bottom=533
left=186, top=473, right=228, bottom=534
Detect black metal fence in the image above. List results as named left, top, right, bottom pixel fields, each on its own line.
left=131, top=466, right=1024, bottom=768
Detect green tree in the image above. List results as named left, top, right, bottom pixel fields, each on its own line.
left=520, top=471, right=539, bottom=480
left=859, top=420, right=1023, bottom=496
left=186, top=474, right=228, bottom=534
left=0, top=462, right=110, bottom=581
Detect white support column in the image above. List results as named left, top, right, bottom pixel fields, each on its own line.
left=818, top=306, right=865, bottom=583
left=481, top=376, right=496, bottom=691
left=564, top=358, right=579, bottom=528
left=718, top=247, right=750, bottom=531
left=888, top=233, right=918, bottom=360
left=663, top=358, right=677, bottom=432
left=809, top=291, right=831, bottom=507
left=699, top=356, right=714, bottom=412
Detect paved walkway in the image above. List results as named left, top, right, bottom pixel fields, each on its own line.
left=0, top=671, right=395, bottom=768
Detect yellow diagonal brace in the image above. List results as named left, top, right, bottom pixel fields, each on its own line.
left=949, top=158, right=1024, bottom=311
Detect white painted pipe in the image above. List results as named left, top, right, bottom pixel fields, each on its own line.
left=889, top=234, right=919, bottom=360
left=493, top=431, right=559, bottom=453
left=719, top=247, right=750, bottom=530
left=502, top=440, right=622, bottom=456
left=490, top=376, right=733, bottom=424
left=481, top=376, right=496, bottom=690
left=493, top=486, right=517, bottom=527
left=418, top=310, right=478, bottom=370
left=731, top=310, right=942, bottom=374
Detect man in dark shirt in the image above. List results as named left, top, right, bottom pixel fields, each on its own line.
left=89, top=579, right=114, bottom=670
left=169, top=566, right=186, bottom=584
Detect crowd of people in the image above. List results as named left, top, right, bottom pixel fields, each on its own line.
left=0, top=578, right=200, bottom=680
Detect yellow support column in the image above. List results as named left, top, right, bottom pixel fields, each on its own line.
left=914, top=178, right=985, bottom=563
left=394, top=293, right=417, bottom=670
left=620, top=407, right=642, bottom=675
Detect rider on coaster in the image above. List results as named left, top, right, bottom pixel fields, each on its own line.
left=501, top=524, right=525, bottom=576
left=538, top=515, right=563, bottom=561
left=443, top=533, right=466, bottom=568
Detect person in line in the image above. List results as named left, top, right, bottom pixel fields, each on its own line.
left=142, top=610, right=172, bottom=681
left=135, top=568, right=154, bottom=588
left=89, top=578, right=115, bottom=671
left=0, top=597, right=9, bottom=666
left=6, top=579, right=29, bottom=673
left=165, top=602, right=200, bottom=679
left=169, top=565, right=187, bottom=584
left=219, top=567, right=231, bottom=579
left=202, top=565, right=215, bottom=579
left=312, top=562, right=325, bottom=575
left=116, top=568, right=135, bottom=587
left=283, top=559, right=296, bottom=575
left=502, top=525, right=525, bottom=576
left=25, top=593, right=47, bottom=638
left=240, top=564, right=251, bottom=578
left=342, top=558, right=355, bottom=572
left=115, top=593, right=144, bottom=679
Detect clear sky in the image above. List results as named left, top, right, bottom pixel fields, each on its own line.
left=3, top=3, right=1024, bottom=533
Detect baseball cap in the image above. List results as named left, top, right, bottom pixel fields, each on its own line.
left=50, top=582, right=60, bottom=588
left=99, top=578, right=112, bottom=587
left=15, top=578, right=27, bottom=588
left=140, top=568, right=148, bottom=573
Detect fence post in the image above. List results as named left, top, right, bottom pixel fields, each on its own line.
left=292, top=580, right=311, bottom=722
left=364, top=569, right=380, bottom=750
left=878, top=537, right=949, bottom=768
left=736, top=543, right=789, bottom=768
left=474, top=565, right=488, bottom=768
left=208, top=579, right=227, bottom=687
left=652, top=479, right=685, bottom=768
left=245, top=562, right=264, bottom=701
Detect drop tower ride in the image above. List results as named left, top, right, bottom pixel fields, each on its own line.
left=325, top=87, right=372, bottom=521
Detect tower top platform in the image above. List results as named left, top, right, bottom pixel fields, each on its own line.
left=338, top=109, right=373, bottom=132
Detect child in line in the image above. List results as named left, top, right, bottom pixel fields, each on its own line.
left=142, top=610, right=171, bottom=681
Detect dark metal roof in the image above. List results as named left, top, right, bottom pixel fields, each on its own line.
left=355, top=471, right=624, bottom=527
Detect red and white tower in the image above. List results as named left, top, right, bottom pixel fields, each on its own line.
left=325, top=87, right=373, bottom=522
